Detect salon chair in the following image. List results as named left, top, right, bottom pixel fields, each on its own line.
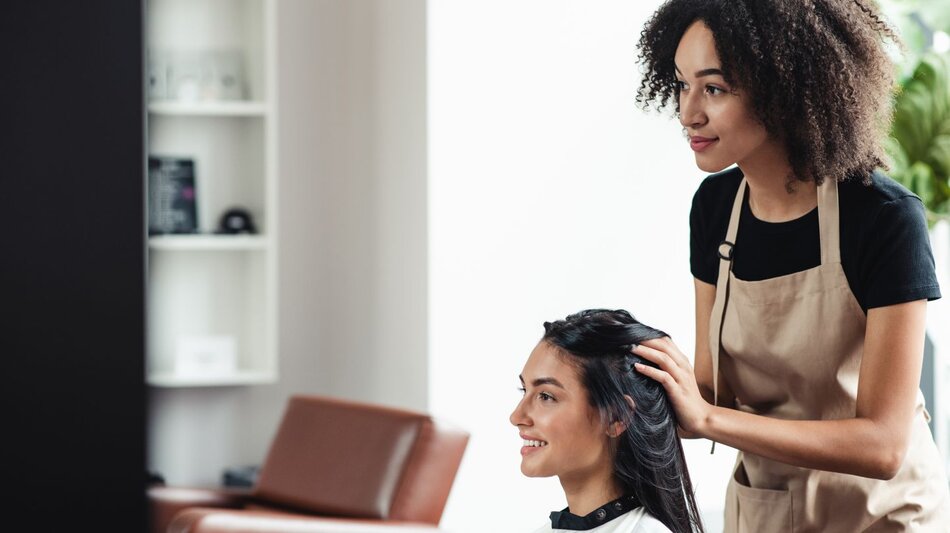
left=149, top=394, right=469, bottom=533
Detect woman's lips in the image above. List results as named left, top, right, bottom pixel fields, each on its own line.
left=521, top=445, right=545, bottom=456
left=690, top=136, right=718, bottom=152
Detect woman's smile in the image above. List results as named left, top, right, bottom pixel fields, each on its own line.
left=689, top=135, right=718, bottom=152
left=520, top=435, right=549, bottom=456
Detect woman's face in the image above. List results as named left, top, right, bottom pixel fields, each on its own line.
left=509, top=342, right=613, bottom=482
left=674, top=20, right=770, bottom=172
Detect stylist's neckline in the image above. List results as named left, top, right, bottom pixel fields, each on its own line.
left=736, top=158, right=818, bottom=222
left=743, top=177, right=819, bottom=223
left=744, top=188, right=818, bottom=227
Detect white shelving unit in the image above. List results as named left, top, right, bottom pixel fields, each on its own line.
left=146, top=0, right=278, bottom=387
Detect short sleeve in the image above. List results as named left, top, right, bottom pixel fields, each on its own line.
left=690, top=184, right=718, bottom=285
left=859, top=195, right=942, bottom=309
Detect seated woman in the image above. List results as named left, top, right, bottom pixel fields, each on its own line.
left=511, top=309, right=704, bottom=533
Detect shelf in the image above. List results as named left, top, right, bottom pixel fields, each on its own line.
left=148, top=370, right=277, bottom=388
left=148, top=100, right=269, bottom=117
left=149, top=235, right=268, bottom=251
left=147, top=0, right=278, bottom=389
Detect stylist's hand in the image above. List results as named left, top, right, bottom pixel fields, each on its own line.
left=633, top=337, right=711, bottom=436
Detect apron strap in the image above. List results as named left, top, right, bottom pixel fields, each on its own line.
left=708, top=177, right=746, bottom=453
left=817, top=178, right=840, bottom=264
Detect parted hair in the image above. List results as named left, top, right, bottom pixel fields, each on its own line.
left=635, top=0, right=900, bottom=186
left=542, top=309, right=704, bottom=533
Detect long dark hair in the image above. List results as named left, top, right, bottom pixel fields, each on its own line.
left=542, top=309, right=704, bottom=533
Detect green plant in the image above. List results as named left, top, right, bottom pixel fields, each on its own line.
left=886, top=53, right=950, bottom=224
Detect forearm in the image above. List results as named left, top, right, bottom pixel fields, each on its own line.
left=701, top=406, right=908, bottom=479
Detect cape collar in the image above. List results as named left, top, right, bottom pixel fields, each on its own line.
left=549, top=494, right=641, bottom=531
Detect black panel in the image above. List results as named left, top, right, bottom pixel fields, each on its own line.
left=0, top=1, right=146, bottom=530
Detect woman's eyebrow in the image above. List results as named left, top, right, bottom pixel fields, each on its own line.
left=673, top=63, right=725, bottom=78
left=518, top=375, right=566, bottom=390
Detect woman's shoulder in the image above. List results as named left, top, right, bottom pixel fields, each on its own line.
left=593, top=507, right=672, bottom=532
left=838, top=169, right=922, bottom=206
left=622, top=507, right=672, bottom=532
left=838, top=170, right=929, bottom=234
left=530, top=522, right=553, bottom=533
left=689, top=166, right=744, bottom=246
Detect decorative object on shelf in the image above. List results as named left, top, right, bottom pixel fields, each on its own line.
left=174, top=335, right=237, bottom=378
left=148, top=156, right=198, bottom=235
left=216, top=207, right=258, bottom=235
left=147, top=51, right=168, bottom=100
left=152, top=49, right=247, bottom=102
left=209, top=50, right=246, bottom=101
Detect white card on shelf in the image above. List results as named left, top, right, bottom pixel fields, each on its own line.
left=174, top=335, right=237, bottom=378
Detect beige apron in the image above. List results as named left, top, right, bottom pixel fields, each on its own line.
left=709, top=178, right=950, bottom=532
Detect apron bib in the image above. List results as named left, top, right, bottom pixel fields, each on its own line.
left=709, top=178, right=950, bottom=532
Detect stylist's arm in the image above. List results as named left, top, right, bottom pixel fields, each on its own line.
left=634, top=296, right=925, bottom=480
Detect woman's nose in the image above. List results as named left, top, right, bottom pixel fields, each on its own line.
left=510, top=398, right=530, bottom=427
left=678, top=91, right=706, bottom=129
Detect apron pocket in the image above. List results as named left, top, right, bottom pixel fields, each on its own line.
left=730, top=461, right=794, bottom=533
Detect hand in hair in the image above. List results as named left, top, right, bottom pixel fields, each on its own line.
left=633, top=337, right=712, bottom=435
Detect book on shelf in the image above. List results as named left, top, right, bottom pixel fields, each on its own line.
left=148, top=156, right=198, bottom=235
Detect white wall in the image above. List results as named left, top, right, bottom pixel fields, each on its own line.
left=275, top=0, right=428, bottom=411
left=148, top=0, right=428, bottom=485
left=427, top=2, right=734, bottom=531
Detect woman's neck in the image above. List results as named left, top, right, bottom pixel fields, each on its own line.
left=559, top=470, right=623, bottom=517
left=738, top=140, right=818, bottom=223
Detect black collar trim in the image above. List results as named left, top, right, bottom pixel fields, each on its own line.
left=549, top=494, right=641, bottom=531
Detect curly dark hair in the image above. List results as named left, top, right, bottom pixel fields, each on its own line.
left=636, top=0, right=901, bottom=185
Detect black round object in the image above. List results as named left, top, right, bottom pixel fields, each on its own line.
left=216, top=207, right=257, bottom=234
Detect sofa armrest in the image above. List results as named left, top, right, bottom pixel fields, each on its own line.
left=150, top=487, right=252, bottom=533
left=169, top=508, right=445, bottom=533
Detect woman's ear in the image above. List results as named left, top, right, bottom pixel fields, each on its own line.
left=607, top=395, right=637, bottom=438
left=624, top=394, right=636, bottom=411
left=608, top=419, right=626, bottom=438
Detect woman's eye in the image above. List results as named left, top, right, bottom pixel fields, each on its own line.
left=705, top=85, right=724, bottom=95
left=538, top=392, right=555, bottom=402
left=517, top=386, right=526, bottom=394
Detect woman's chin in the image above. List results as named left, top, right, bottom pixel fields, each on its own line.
left=520, top=462, right=550, bottom=478
left=694, top=156, right=732, bottom=174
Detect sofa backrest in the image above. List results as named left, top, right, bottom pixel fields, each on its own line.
left=254, top=395, right=468, bottom=525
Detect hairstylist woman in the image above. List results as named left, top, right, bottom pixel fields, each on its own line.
left=631, top=1, right=950, bottom=531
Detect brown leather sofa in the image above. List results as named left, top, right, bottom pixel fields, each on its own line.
left=149, top=395, right=469, bottom=533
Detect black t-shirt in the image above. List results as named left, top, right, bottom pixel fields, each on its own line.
left=690, top=167, right=941, bottom=311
